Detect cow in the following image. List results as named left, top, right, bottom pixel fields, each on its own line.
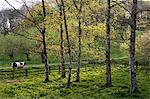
left=11, top=62, right=26, bottom=69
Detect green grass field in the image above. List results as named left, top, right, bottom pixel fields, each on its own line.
left=0, top=64, right=149, bottom=99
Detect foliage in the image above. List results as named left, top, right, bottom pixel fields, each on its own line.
left=136, top=30, right=150, bottom=61
left=0, top=34, right=35, bottom=62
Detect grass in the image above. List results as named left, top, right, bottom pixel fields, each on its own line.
left=0, top=64, right=150, bottom=99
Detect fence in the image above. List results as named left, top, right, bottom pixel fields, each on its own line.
left=0, top=61, right=90, bottom=79
left=0, top=66, right=46, bottom=79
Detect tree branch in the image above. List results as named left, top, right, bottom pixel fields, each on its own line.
left=112, top=1, right=131, bottom=15
left=4, top=0, right=43, bottom=33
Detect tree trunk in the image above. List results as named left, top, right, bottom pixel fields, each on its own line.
left=9, top=54, right=14, bottom=61
left=42, top=0, right=49, bottom=82
left=76, top=17, right=81, bottom=82
left=42, top=29, right=49, bottom=82
left=61, top=0, right=72, bottom=88
left=105, top=0, right=111, bottom=87
left=25, top=53, right=30, bottom=61
left=129, top=0, right=137, bottom=92
left=59, top=4, right=66, bottom=78
left=72, top=0, right=82, bottom=82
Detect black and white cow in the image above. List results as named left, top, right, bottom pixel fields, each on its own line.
left=11, top=62, right=26, bottom=68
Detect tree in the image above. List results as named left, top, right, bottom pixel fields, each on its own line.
left=72, top=0, right=83, bottom=82
left=4, top=0, right=50, bottom=81
left=41, top=0, right=49, bottom=82
left=105, top=0, right=111, bottom=87
left=5, top=38, right=16, bottom=60
left=129, top=0, right=137, bottom=92
left=136, top=31, right=150, bottom=62
left=60, top=0, right=72, bottom=88
left=20, top=40, right=32, bottom=61
left=55, top=0, right=66, bottom=78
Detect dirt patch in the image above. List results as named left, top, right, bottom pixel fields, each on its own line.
left=5, top=80, right=24, bottom=84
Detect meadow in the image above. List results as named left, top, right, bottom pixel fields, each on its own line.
left=0, top=64, right=149, bottom=99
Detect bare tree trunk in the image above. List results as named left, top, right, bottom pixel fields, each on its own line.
left=24, top=53, right=30, bottom=61
left=42, top=30, right=49, bottom=82
left=61, top=0, right=72, bottom=88
left=72, top=0, right=82, bottom=82
left=76, top=17, right=81, bottom=82
left=59, top=4, right=66, bottom=78
left=129, top=0, right=137, bottom=92
left=42, top=0, right=49, bottom=82
left=105, top=0, right=111, bottom=87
